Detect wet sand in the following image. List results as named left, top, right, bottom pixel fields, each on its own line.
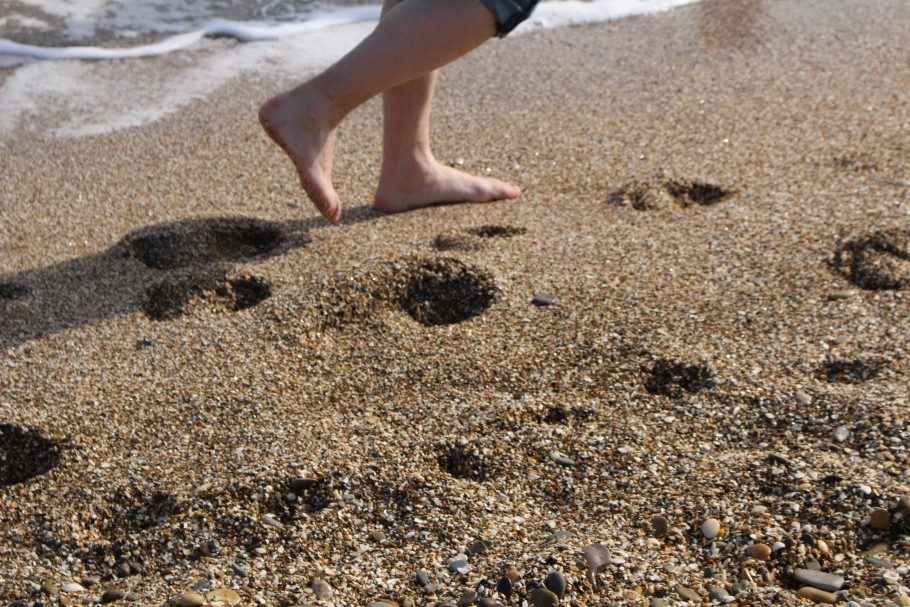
left=1, top=0, right=909, bottom=605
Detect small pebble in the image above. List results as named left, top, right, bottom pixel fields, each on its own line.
left=176, top=592, right=206, bottom=607
left=651, top=515, right=670, bottom=537
left=545, top=570, right=567, bottom=600
left=81, top=576, right=100, bottom=588
left=796, top=587, right=837, bottom=604
left=415, top=571, right=430, bottom=587
left=40, top=582, right=57, bottom=595
left=310, top=578, right=334, bottom=599
left=115, top=562, right=131, bottom=578
left=883, top=570, right=901, bottom=584
left=707, top=587, right=728, bottom=601
left=495, top=576, right=513, bottom=597
left=675, top=585, right=701, bottom=603
left=529, top=587, right=559, bottom=607
left=532, top=293, right=557, bottom=307
left=466, top=539, right=493, bottom=554
left=504, top=567, right=521, bottom=583
left=899, top=495, right=910, bottom=512
left=748, top=543, right=771, bottom=560
left=827, top=290, right=857, bottom=300
left=457, top=589, right=477, bottom=607
left=550, top=451, right=575, bottom=466
left=61, top=583, right=86, bottom=593
left=870, top=508, right=891, bottom=530
left=834, top=426, right=850, bottom=442
left=804, top=557, right=822, bottom=571
left=795, top=391, right=813, bottom=405
left=370, top=529, right=387, bottom=542
left=701, top=518, right=721, bottom=540
left=100, top=589, right=127, bottom=604
left=262, top=514, right=282, bottom=528
left=207, top=588, right=242, bottom=606
left=447, top=554, right=470, bottom=574
left=201, top=539, right=220, bottom=556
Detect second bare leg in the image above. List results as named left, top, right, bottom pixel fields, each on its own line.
left=373, top=0, right=520, bottom=213
left=259, top=0, right=503, bottom=222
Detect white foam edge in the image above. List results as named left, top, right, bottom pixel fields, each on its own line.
left=0, top=6, right=383, bottom=60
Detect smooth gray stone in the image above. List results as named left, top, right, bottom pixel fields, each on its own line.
left=792, top=568, right=845, bottom=592
left=707, top=586, right=729, bottom=602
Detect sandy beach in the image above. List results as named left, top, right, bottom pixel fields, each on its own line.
left=1, top=0, right=909, bottom=605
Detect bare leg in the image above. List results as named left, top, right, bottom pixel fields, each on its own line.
left=372, top=1, right=520, bottom=213
left=259, top=0, right=504, bottom=222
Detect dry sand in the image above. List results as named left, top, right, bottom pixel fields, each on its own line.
left=1, top=0, right=909, bottom=605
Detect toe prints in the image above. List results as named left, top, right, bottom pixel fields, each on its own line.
left=468, top=225, right=528, bottom=239
left=818, top=358, right=881, bottom=384
left=832, top=228, right=910, bottom=290
left=433, top=224, right=526, bottom=251
left=142, top=273, right=272, bottom=321
left=607, top=175, right=732, bottom=211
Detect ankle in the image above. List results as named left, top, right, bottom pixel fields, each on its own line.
left=287, top=81, right=348, bottom=127
left=380, top=148, right=436, bottom=180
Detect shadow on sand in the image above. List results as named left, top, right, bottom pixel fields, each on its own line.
left=0, top=206, right=381, bottom=349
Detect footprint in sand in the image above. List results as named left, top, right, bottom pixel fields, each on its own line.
left=142, top=272, right=271, bottom=321
left=818, top=358, right=881, bottom=384
left=394, top=257, right=498, bottom=326
left=121, top=216, right=298, bottom=270
left=438, top=441, right=495, bottom=481
left=433, top=224, right=527, bottom=252
left=832, top=228, right=910, bottom=290
left=607, top=174, right=732, bottom=211
left=0, top=423, right=63, bottom=486
left=644, top=358, right=717, bottom=396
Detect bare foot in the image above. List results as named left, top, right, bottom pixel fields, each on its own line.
left=373, top=160, right=521, bottom=214
left=258, top=89, right=343, bottom=222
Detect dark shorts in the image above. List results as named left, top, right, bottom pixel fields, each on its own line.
left=480, top=0, right=540, bottom=37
